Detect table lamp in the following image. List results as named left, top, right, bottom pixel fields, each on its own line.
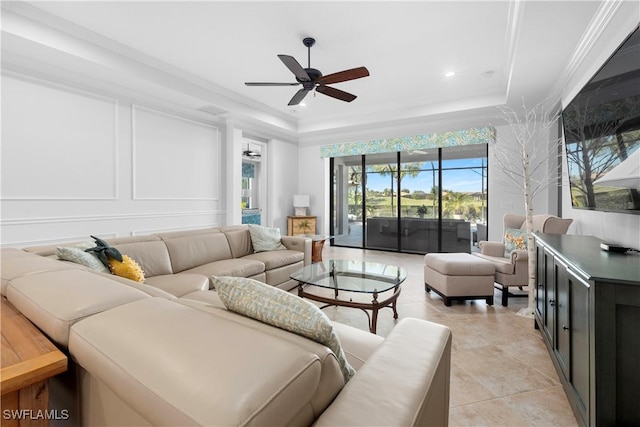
left=293, top=195, right=310, bottom=216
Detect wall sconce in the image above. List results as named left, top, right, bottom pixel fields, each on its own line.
left=293, top=195, right=310, bottom=216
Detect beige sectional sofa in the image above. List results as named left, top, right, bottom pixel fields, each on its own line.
left=1, top=226, right=453, bottom=426
left=22, top=225, right=312, bottom=296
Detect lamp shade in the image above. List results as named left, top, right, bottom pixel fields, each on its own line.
left=293, top=195, right=310, bottom=207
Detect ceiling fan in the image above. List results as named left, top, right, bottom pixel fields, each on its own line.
left=245, top=37, right=369, bottom=106
left=243, top=143, right=261, bottom=159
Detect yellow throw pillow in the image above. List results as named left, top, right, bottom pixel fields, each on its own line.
left=108, top=254, right=145, bottom=283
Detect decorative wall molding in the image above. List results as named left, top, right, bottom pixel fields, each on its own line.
left=1, top=233, right=118, bottom=248
left=503, top=0, right=523, bottom=99
left=131, top=223, right=221, bottom=236
left=1, top=73, right=119, bottom=201
left=0, top=211, right=222, bottom=226
left=131, top=104, right=221, bottom=201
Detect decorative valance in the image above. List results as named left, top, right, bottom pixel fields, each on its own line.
left=319, top=126, right=495, bottom=158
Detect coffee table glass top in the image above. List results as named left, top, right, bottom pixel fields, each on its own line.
left=291, top=260, right=407, bottom=293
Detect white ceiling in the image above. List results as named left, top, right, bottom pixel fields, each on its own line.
left=1, top=1, right=609, bottom=140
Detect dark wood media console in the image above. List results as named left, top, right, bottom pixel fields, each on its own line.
left=533, top=233, right=640, bottom=426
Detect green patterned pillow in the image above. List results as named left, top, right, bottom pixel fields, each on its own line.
left=56, top=242, right=110, bottom=273
left=504, top=227, right=528, bottom=257
left=212, top=276, right=355, bottom=383
left=248, top=224, right=287, bottom=252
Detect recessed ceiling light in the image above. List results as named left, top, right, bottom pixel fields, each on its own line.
left=444, top=71, right=456, bottom=78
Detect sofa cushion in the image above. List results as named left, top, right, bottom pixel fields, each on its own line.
left=265, top=261, right=304, bottom=288
left=213, top=276, right=355, bottom=383
left=248, top=224, right=287, bottom=252
left=223, top=228, right=254, bottom=258
left=7, top=269, right=150, bottom=347
left=242, top=249, right=304, bottom=271
left=69, top=297, right=344, bottom=427
left=182, top=259, right=265, bottom=286
left=163, top=233, right=233, bottom=273
left=1, top=249, right=86, bottom=296
left=144, top=273, right=209, bottom=297
left=111, top=241, right=173, bottom=277
left=154, top=227, right=221, bottom=240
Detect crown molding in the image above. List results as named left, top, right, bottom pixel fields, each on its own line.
left=547, top=0, right=627, bottom=108
left=2, top=3, right=299, bottom=133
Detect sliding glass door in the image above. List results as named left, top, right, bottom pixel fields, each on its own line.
left=330, top=144, right=487, bottom=254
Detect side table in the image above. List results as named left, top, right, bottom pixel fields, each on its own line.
left=1, top=297, right=67, bottom=426
left=303, top=235, right=333, bottom=263
left=287, top=216, right=317, bottom=236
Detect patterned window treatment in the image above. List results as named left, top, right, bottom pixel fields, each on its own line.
left=319, top=126, right=495, bottom=158
left=242, top=162, right=255, bottom=178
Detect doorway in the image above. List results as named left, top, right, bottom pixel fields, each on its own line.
left=241, top=140, right=266, bottom=226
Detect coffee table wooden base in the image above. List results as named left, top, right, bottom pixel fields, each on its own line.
left=297, top=284, right=401, bottom=334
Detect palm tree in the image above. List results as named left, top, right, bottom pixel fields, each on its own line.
left=369, top=162, right=422, bottom=214
left=444, top=191, right=471, bottom=218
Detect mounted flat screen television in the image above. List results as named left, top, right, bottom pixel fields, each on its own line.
left=562, top=25, right=640, bottom=214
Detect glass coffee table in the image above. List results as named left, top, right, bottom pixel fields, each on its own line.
left=290, top=260, right=407, bottom=334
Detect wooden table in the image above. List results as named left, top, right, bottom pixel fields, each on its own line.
left=1, top=297, right=67, bottom=426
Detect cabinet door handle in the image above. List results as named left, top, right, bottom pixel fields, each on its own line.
left=549, top=300, right=555, bottom=306
left=562, top=325, right=569, bottom=331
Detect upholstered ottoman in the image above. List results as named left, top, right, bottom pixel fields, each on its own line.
left=424, top=253, right=495, bottom=306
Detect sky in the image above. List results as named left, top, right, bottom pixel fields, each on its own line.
left=365, top=158, right=487, bottom=193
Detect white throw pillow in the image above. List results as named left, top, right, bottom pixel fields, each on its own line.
left=213, top=276, right=355, bottom=383
left=248, top=224, right=287, bottom=252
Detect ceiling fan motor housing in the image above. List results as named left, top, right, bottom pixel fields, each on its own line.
left=300, top=68, right=322, bottom=88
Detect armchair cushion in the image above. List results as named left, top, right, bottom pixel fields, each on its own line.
left=478, top=241, right=506, bottom=258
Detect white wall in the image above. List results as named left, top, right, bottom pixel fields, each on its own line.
left=267, top=138, right=300, bottom=232
left=1, top=73, right=223, bottom=246
left=560, top=3, right=640, bottom=249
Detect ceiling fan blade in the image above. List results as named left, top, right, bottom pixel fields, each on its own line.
left=245, top=82, right=300, bottom=86
left=278, top=54, right=311, bottom=82
left=316, top=85, right=357, bottom=102
left=317, top=67, right=369, bottom=85
left=288, top=88, right=311, bottom=106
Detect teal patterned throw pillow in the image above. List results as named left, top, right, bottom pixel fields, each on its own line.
left=504, top=227, right=528, bottom=257
left=212, top=276, right=355, bottom=383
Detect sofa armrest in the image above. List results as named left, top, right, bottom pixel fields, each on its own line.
left=281, top=236, right=312, bottom=265
left=315, top=318, right=452, bottom=427
left=478, top=240, right=506, bottom=257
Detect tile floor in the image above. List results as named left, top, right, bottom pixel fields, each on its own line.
left=314, top=245, right=578, bottom=427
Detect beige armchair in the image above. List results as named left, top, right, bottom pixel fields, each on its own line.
left=473, top=213, right=573, bottom=306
